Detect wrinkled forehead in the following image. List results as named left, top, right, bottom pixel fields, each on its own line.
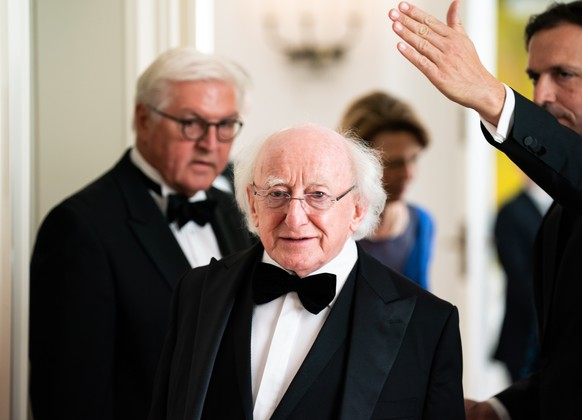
left=254, top=127, right=353, bottom=186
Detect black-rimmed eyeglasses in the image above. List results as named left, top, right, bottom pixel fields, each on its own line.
left=252, top=183, right=356, bottom=211
left=149, top=106, right=243, bottom=143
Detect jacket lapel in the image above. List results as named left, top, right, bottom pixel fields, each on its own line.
left=207, top=187, right=247, bottom=256
left=271, top=266, right=356, bottom=419
left=175, top=243, right=416, bottom=419
left=114, top=151, right=191, bottom=289
left=339, top=249, right=416, bottom=420
left=183, top=244, right=263, bottom=420
left=273, top=248, right=416, bottom=420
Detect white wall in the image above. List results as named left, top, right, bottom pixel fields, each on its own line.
left=33, top=0, right=128, bottom=231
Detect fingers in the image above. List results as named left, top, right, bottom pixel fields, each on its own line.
left=389, top=3, right=450, bottom=62
left=446, top=0, right=467, bottom=35
left=389, top=2, right=452, bottom=38
left=388, top=1, right=467, bottom=83
left=389, top=5, right=441, bottom=77
left=388, top=0, right=504, bottom=118
left=392, top=34, right=435, bottom=79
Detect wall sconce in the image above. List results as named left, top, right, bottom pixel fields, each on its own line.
left=263, top=1, right=362, bottom=68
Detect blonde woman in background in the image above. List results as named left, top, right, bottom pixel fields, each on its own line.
left=339, top=90, right=434, bottom=289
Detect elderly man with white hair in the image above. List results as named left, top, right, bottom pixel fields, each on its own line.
left=148, top=123, right=464, bottom=420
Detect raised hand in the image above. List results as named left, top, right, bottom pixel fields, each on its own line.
left=388, top=1, right=506, bottom=125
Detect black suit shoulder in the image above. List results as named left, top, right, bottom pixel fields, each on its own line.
left=496, top=191, right=541, bottom=222
left=494, top=191, right=542, bottom=251
left=358, top=247, right=455, bottom=311
left=173, top=243, right=260, bottom=299
left=352, top=247, right=464, bottom=419
left=39, top=150, right=160, bottom=227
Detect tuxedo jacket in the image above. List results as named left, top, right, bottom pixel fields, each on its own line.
left=484, top=91, right=582, bottom=419
left=493, top=190, right=543, bottom=381
left=148, top=243, right=465, bottom=420
left=29, top=150, right=254, bottom=420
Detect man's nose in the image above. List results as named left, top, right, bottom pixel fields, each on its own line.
left=533, top=75, right=557, bottom=106
left=284, top=198, right=309, bottom=227
left=195, top=126, right=219, bottom=150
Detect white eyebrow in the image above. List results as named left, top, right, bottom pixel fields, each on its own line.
left=262, top=176, right=335, bottom=190
left=263, top=177, right=286, bottom=188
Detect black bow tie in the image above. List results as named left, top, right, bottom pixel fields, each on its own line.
left=166, top=194, right=216, bottom=228
left=253, top=262, right=337, bottom=315
left=137, top=170, right=216, bottom=227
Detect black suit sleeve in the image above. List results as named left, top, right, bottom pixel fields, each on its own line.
left=482, top=90, right=582, bottom=211
left=496, top=372, right=541, bottom=419
left=30, top=203, right=117, bottom=419
left=423, top=306, right=465, bottom=419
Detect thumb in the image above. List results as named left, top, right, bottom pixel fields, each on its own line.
left=447, top=0, right=466, bottom=34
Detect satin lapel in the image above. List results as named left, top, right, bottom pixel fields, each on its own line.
left=184, top=244, right=264, bottom=420
left=207, top=187, right=244, bottom=256
left=271, top=268, right=356, bottom=420
left=114, top=152, right=190, bottom=289
left=339, top=250, right=416, bottom=420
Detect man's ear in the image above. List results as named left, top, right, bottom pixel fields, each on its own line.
left=247, top=184, right=260, bottom=228
left=134, top=103, right=151, bottom=135
left=350, top=200, right=368, bottom=234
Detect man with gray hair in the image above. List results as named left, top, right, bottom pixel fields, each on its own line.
left=29, top=47, right=255, bottom=419
left=148, top=123, right=465, bottom=420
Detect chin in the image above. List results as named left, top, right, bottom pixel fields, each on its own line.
left=184, top=181, right=213, bottom=195
left=276, top=253, right=319, bottom=275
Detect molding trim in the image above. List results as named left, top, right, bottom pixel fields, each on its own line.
left=123, top=0, right=199, bottom=146
left=1, top=0, right=32, bottom=418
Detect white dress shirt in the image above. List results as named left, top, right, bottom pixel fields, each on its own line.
left=129, top=148, right=222, bottom=268
left=480, top=83, right=516, bottom=143
left=251, top=238, right=358, bottom=420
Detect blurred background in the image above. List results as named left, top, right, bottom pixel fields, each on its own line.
left=0, top=0, right=556, bottom=418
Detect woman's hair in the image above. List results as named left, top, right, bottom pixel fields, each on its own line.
left=339, top=90, right=429, bottom=148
